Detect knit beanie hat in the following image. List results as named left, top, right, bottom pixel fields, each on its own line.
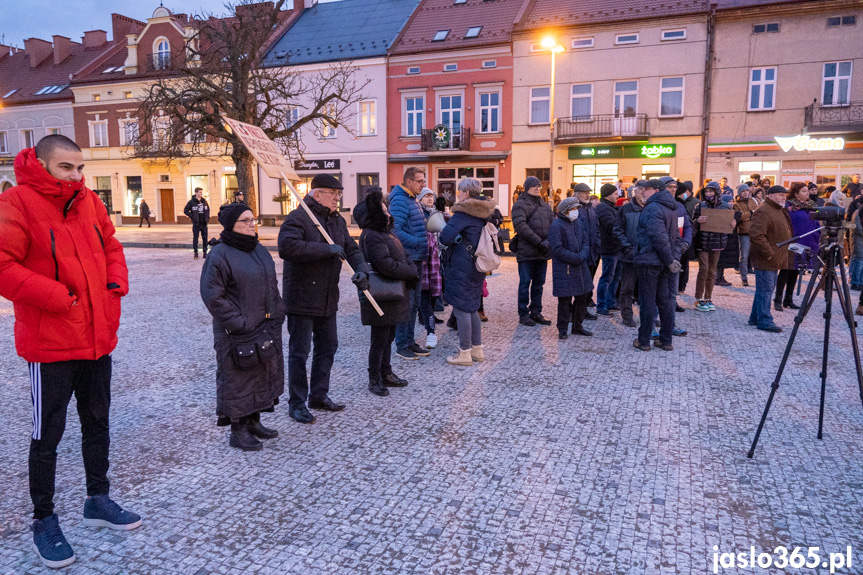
left=523, top=176, right=542, bottom=190
left=417, top=187, right=435, bottom=204
left=737, top=184, right=750, bottom=194
left=600, top=183, right=618, bottom=198
left=218, top=202, right=251, bottom=230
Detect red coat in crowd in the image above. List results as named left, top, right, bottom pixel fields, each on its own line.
left=0, top=148, right=128, bottom=363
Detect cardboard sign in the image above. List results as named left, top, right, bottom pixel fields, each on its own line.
left=699, top=209, right=736, bottom=234
left=223, top=118, right=297, bottom=180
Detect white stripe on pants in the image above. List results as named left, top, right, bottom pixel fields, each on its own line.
left=29, top=362, right=41, bottom=440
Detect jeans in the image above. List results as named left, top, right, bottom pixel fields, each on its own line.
left=637, top=265, right=674, bottom=345
left=395, top=265, right=422, bottom=349
left=850, top=258, right=863, bottom=287
left=618, top=262, right=637, bottom=320
left=419, top=290, right=435, bottom=335
left=453, top=307, right=481, bottom=350
left=695, top=251, right=720, bottom=300
left=596, top=254, right=621, bottom=312
left=287, top=313, right=338, bottom=407
left=749, top=269, right=778, bottom=328
left=738, top=235, right=751, bottom=282
left=29, top=356, right=112, bottom=520
left=517, top=259, right=548, bottom=317
left=193, top=224, right=209, bottom=255
left=368, top=325, right=396, bottom=380
left=775, top=269, right=799, bottom=304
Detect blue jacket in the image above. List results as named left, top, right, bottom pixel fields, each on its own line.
left=635, top=190, right=680, bottom=268
left=388, top=184, right=428, bottom=262
left=612, top=198, right=644, bottom=263
left=578, top=204, right=600, bottom=267
left=548, top=213, right=593, bottom=298
left=439, top=198, right=496, bottom=313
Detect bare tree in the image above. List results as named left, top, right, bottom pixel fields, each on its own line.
left=134, top=0, right=369, bottom=213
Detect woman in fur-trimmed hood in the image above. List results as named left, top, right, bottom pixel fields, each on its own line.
left=439, top=179, right=497, bottom=366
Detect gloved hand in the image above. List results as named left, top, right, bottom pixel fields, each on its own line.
left=539, top=240, right=550, bottom=254
left=351, top=271, right=370, bottom=291
left=668, top=260, right=682, bottom=274
left=328, top=244, right=346, bottom=260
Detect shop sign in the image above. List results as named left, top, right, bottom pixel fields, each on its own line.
left=432, top=124, right=451, bottom=148
left=293, top=158, right=340, bottom=170
left=0, top=158, right=14, bottom=166
left=774, top=135, right=845, bottom=153
left=568, top=143, right=676, bottom=160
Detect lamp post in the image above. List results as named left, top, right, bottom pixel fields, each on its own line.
left=541, top=37, right=565, bottom=201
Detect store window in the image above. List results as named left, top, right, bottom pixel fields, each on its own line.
left=525, top=168, right=550, bottom=195
left=572, top=164, right=618, bottom=192
left=224, top=174, right=238, bottom=200
left=738, top=161, right=781, bottom=184
left=93, top=176, right=113, bottom=212
left=188, top=175, right=209, bottom=199
left=436, top=166, right=496, bottom=204
left=126, top=176, right=142, bottom=216
left=642, top=164, right=671, bottom=178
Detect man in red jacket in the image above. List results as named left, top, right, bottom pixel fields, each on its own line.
left=0, top=135, right=141, bottom=569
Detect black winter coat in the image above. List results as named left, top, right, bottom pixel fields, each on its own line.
left=595, top=198, right=622, bottom=255
left=139, top=201, right=151, bottom=218
left=635, top=190, right=680, bottom=268
left=439, top=198, right=497, bottom=313
left=693, top=201, right=733, bottom=252
left=613, top=198, right=644, bottom=264
left=200, top=242, right=286, bottom=421
left=548, top=214, right=592, bottom=297
left=278, top=196, right=368, bottom=317
left=510, top=192, right=553, bottom=262
left=579, top=204, right=601, bottom=267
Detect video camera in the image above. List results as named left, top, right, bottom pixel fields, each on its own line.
left=809, top=206, right=846, bottom=222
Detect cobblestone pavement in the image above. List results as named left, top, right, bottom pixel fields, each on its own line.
left=1, top=250, right=863, bottom=575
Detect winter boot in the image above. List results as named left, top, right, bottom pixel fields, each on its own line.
left=368, top=376, right=389, bottom=396
left=470, top=345, right=484, bottom=362
left=446, top=348, right=473, bottom=366
left=229, top=422, right=263, bottom=451
left=247, top=412, right=278, bottom=440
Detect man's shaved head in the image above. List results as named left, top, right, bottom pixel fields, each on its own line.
left=34, top=134, right=82, bottom=163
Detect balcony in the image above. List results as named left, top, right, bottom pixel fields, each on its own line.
left=134, top=143, right=189, bottom=158
left=420, top=127, right=471, bottom=152
left=804, top=101, right=863, bottom=133
left=554, top=114, right=649, bottom=144
left=142, top=53, right=175, bottom=74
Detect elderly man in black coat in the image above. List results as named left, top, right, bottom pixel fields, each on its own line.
left=278, top=174, right=369, bottom=424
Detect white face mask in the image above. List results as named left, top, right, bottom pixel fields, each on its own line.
left=568, top=209, right=580, bottom=220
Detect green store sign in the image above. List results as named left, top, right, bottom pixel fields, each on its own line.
left=568, top=144, right=676, bottom=160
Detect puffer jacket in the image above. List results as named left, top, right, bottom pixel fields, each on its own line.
left=510, top=192, right=554, bottom=262
left=594, top=197, right=622, bottom=255
left=692, top=200, right=733, bottom=252
left=548, top=213, right=592, bottom=298
left=200, top=241, right=286, bottom=421
left=634, top=190, right=680, bottom=268
left=0, top=148, right=128, bottom=363
left=439, top=198, right=496, bottom=313
left=387, top=184, right=428, bottom=262
left=613, top=197, right=644, bottom=264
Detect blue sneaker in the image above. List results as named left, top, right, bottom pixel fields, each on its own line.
left=32, top=514, right=75, bottom=569
left=83, top=495, right=142, bottom=530
left=672, top=326, right=688, bottom=337
left=651, top=330, right=660, bottom=340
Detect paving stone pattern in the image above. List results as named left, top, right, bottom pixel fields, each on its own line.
left=1, top=250, right=862, bottom=574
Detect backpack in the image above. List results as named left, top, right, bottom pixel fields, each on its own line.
left=465, top=222, right=502, bottom=273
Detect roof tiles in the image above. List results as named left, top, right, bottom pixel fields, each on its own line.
left=517, top=0, right=709, bottom=30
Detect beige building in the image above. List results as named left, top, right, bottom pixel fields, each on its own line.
left=707, top=0, right=863, bottom=189
left=511, top=0, right=709, bottom=198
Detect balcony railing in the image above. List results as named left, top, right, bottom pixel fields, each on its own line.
left=420, top=127, right=471, bottom=152
left=554, top=114, right=649, bottom=144
left=804, top=101, right=863, bottom=133
left=134, top=143, right=189, bottom=158
left=142, top=53, right=175, bottom=73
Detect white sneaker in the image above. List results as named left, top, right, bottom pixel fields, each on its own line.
left=426, top=333, right=437, bottom=349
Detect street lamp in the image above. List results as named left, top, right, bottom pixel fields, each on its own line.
left=541, top=37, right=565, bottom=200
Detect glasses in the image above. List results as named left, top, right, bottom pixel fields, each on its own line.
left=413, top=179, right=426, bottom=184
left=237, top=217, right=259, bottom=225
left=317, top=189, right=343, bottom=198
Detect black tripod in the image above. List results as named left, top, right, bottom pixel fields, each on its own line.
left=747, top=222, right=863, bottom=458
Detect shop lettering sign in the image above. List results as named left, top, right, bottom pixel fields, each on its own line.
left=568, top=143, right=676, bottom=160
left=774, top=135, right=845, bottom=153
left=293, top=159, right=340, bottom=170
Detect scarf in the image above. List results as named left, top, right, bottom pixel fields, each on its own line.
left=219, top=230, right=259, bottom=252
left=787, top=198, right=815, bottom=212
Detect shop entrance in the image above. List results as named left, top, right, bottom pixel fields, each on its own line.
left=572, top=164, right=618, bottom=192
left=160, top=189, right=175, bottom=222
left=435, top=166, right=496, bottom=205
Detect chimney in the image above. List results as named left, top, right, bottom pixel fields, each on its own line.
left=0, top=45, right=10, bottom=63
left=304, top=0, right=318, bottom=8
left=53, top=35, right=71, bottom=65
left=24, top=38, right=53, bottom=68
left=82, top=30, right=108, bottom=48
left=124, top=33, right=139, bottom=74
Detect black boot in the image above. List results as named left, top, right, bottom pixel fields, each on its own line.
left=247, top=412, right=278, bottom=440
left=229, top=422, right=263, bottom=451
left=382, top=372, right=409, bottom=387
left=368, top=376, right=389, bottom=396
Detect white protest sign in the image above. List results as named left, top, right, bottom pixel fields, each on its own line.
left=224, top=117, right=298, bottom=180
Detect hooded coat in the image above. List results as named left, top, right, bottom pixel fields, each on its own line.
left=634, top=190, right=680, bottom=268
left=692, top=198, right=733, bottom=252
left=510, top=192, right=554, bottom=262
left=200, top=240, right=286, bottom=422
left=439, top=197, right=497, bottom=312
left=548, top=212, right=593, bottom=297
left=354, top=197, right=419, bottom=327
left=0, top=148, right=128, bottom=363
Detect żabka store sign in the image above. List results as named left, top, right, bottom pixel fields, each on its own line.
left=774, top=134, right=845, bottom=153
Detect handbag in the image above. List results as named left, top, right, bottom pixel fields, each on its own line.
left=362, top=239, right=408, bottom=303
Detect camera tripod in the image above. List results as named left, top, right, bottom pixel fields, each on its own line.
left=747, top=223, right=863, bottom=458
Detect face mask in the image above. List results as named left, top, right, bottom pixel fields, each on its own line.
left=680, top=192, right=689, bottom=200
left=568, top=209, right=580, bottom=221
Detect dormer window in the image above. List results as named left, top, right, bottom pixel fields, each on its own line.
left=465, top=26, right=482, bottom=38
left=154, top=39, right=171, bottom=70
left=2, top=89, right=17, bottom=98
left=433, top=30, right=449, bottom=42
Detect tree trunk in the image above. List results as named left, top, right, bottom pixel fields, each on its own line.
left=233, top=148, right=258, bottom=215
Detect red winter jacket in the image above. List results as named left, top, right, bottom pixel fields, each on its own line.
left=0, top=148, right=128, bottom=363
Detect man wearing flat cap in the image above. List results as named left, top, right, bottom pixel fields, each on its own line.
left=278, top=174, right=370, bottom=424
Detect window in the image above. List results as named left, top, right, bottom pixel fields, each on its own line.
left=615, top=33, right=639, bottom=45
left=185, top=124, right=205, bottom=144
left=659, top=76, right=684, bottom=117
left=571, top=37, right=594, bottom=49
left=407, top=66, right=420, bottom=75
left=842, top=15, right=856, bottom=25
left=753, top=23, right=780, bottom=33
left=359, top=100, right=376, bottom=136
left=320, top=103, right=337, bottom=139
left=828, top=16, right=841, bottom=26
left=529, top=42, right=542, bottom=53
left=661, top=29, right=686, bottom=41
left=92, top=94, right=101, bottom=102
left=35, top=85, right=66, bottom=95
left=48, top=128, right=61, bottom=136
left=454, top=0, right=466, bottom=3
left=90, top=121, right=108, bottom=147
left=404, top=96, right=423, bottom=136
left=0, top=132, right=7, bottom=153
left=2, top=89, right=17, bottom=98
left=482, top=60, right=496, bottom=68
left=93, top=176, right=113, bottom=212
left=22, top=129, right=35, bottom=149
left=822, top=61, right=852, bottom=106
left=152, top=115, right=170, bottom=148
left=748, top=67, right=776, bottom=111
left=439, top=94, right=463, bottom=133
left=571, top=84, right=592, bottom=119
left=154, top=39, right=170, bottom=70
left=444, top=63, right=458, bottom=72
left=286, top=108, right=299, bottom=127
left=123, top=91, right=133, bottom=99
left=465, top=26, right=482, bottom=38
left=126, top=176, right=142, bottom=216
left=433, top=30, right=449, bottom=41
left=530, top=87, right=550, bottom=124
left=478, top=91, right=500, bottom=133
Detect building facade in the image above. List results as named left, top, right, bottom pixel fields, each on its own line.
left=707, top=0, right=863, bottom=189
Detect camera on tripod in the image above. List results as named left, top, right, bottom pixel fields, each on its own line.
left=808, top=206, right=845, bottom=222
